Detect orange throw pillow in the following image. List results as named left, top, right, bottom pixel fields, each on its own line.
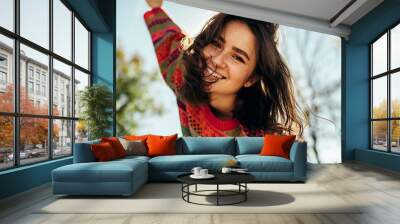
left=101, top=137, right=126, bottom=158
left=91, top=142, right=117, bottom=161
left=146, top=134, right=178, bottom=157
left=259, top=134, right=296, bottom=159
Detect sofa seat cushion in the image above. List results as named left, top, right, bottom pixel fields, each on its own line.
left=52, top=159, right=147, bottom=183
left=236, top=155, right=293, bottom=172
left=115, top=155, right=150, bottom=163
left=149, top=155, right=235, bottom=172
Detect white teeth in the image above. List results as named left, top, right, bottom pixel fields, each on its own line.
left=203, top=67, right=225, bottom=84
left=207, top=68, right=223, bottom=79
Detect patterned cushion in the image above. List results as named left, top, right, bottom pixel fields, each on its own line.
left=118, top=138, right=147, bottom=156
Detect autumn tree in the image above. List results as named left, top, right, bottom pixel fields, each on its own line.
left=116, top=47, right=164, bottom=135
left=372, top=99, right=400, bottom=144
left=0, top=84, right=59, bottom=151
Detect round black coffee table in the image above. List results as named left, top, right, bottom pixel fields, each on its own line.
left=177, top=173, right=255, bottom=206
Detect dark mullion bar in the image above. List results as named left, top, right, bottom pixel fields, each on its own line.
left=0, top=112, right=14, bottom=116
left=112, top=0, right=116, bottom=136
left=75, top=64, right=90, bottom=75
left=371, top=118, right=400, bottom=121
left=370, top=45, right=373, bottom=149
left=388, top=29, right=392, bottom=153
left=0, top=111, right=79, bottom=120
left=13, top=0, right=19, bottom=166
left=13, top=0, right=20, bottom=167
left=71, top=10, right=76, bottom=152
left=371, top=67, right=400, bottom=79
left=0, top=26, right=16, bottom=39
left=49, top=0, right=54, bottom=160
left=88, top=31, right=91, bottom=74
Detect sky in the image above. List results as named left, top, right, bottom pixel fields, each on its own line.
left=0, top=0, right=89, bottom=74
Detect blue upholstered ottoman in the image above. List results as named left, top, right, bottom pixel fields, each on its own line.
left=52, top=156, right=148, bottom=196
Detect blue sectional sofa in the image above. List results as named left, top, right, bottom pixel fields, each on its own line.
left=52, top=137, right=307, bottom=196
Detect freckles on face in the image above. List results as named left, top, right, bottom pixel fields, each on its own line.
left=201, top=20, right=258, bottom=95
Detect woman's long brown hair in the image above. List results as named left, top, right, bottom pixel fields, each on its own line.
left=180, top=13, right=304, bottom=136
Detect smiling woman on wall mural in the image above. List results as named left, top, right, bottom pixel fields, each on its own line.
left=143, top=0, right=305, bottom=137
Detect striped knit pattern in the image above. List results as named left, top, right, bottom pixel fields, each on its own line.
left=144, top=7, right=265, bottom=137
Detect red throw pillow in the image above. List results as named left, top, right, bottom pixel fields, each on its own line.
left=91, top=142, right=117, bottom=161
left=101, top=137, right=126, bottom=158
left=146, top=134, right=178, bottom=157
left=259, top=134, right=296, bottom=159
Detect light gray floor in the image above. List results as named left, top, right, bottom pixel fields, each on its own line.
left=1, top=162, right=400, bottom=224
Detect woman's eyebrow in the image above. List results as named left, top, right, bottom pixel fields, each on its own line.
left=217, top=36, right=250, bottom=61
left=232, top=47, right=250, bottom=61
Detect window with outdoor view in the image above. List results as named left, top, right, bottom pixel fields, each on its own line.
left=0, top=0, right=91, bottom=171
left=371, top=23, right=400, bottom=153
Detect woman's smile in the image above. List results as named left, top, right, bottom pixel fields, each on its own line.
left=202, top=66, right=226, bottom=84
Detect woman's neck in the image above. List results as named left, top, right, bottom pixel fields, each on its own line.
left=209, top=93, right=236, bottom=120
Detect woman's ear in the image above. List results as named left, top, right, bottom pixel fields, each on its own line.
left=244, top=74, right=259, bottom=87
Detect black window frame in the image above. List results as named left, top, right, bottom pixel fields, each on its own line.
left=0, top=0, right=92, bottom=171
left=370, top=20, right=400, bottom=154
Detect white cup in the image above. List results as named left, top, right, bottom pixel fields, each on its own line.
left=200, top=169, right=208, bottom=176
left=221, top=167, right=232, bottom=174
left=191, top=167, right=202, bottom=176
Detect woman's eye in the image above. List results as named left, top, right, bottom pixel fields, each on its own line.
left=211, top=41, right=222, bottom=48
left=232, top=55, right=245, bottom=63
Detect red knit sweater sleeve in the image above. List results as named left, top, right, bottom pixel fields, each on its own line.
left=144, top=7, right=186, bottom=93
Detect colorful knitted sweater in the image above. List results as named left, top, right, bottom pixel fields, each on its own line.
left=144, top=7, right=265, bottom=137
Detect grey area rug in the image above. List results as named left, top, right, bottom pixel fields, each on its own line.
left=37, top=183, right=362, bottom=214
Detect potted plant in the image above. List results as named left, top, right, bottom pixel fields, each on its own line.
left=79, top=84, right=113, bottom=140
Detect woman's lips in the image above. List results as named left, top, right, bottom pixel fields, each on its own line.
left=202, top=67, right=226, bottom=84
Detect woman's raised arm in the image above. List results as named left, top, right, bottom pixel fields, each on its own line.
left=143, top=1, right=186, bottom=94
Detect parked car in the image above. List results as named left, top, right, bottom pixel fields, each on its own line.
left=7, top=150, right=32, bottom=160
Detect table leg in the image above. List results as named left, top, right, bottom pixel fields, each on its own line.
left=217, top=184, right=219, bottom=206
left=245, top=183, right=247, bottom=201
left=187, top=184, right=190, bottom=202
left=195, top=184, right=197, bottom=192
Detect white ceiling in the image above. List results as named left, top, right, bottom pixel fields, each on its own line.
left=168, top=0, right=384, bottom=38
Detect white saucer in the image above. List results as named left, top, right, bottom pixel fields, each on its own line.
left=190, top=174, right=215, bottom=179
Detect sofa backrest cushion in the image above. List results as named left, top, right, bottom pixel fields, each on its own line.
left=73, top=139, right=100, bottom=163
left=177, top=137, right=235, bottom=155
left=235, top=137, right=264, bottom=155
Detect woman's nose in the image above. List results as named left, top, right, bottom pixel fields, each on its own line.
left=211, top=51, right=227, bottom=69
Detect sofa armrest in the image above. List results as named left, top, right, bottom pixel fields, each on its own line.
left=289, top=141, right=307, bottom=181
left=73, top=140, right=100, bottom=163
